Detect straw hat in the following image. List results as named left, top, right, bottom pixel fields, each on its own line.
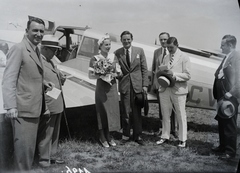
left=156, top=70, right=176, bottom=88
left=41, top=34, right=61, bottom=49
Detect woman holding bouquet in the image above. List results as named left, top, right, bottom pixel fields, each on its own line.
left=88, top=34, right=121, bottom=148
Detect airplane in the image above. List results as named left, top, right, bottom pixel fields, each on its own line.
left=0, top=16, right=228, bottom=113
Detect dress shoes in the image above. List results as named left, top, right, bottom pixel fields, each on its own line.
left=178, top=141, right=186, bottom=148
left=122, top=135, right=130, bottom=141
left=218, top=154, right=235, bottom=161
left=135, top=139, right=145, bottom=146
left=50, top=159, right=65, bottom=164
left=156, top=138, right=168, bottom=145
left=39, top=161, right=51, bottom=168
left=211, top=146, right=225, bottom=153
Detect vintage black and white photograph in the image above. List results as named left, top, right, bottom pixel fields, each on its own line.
left=0, top=0, right=240, bottom=172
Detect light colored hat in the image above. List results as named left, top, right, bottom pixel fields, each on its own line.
left=156, top=71, right=175, bottom=88
left=41, top=34, right=61, bottom=49
left=217, top=96, right=238, bottom=119
left=98, top=33, right=110, bottom=46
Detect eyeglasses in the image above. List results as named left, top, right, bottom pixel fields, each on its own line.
left=48, top=47, right=58, bottom=54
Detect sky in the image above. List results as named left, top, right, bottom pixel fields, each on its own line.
left=0, top=0, right=240, bottom=51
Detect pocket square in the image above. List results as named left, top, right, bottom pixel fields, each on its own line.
left=136, top=54, right=140, bottom=59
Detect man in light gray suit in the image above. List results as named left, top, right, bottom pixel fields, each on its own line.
left=2, top=17, right=53, bottom=171
left=114, top=31, right=148, bottom=145
left=156, top=37, right=191, bottom=148
left=151, top=32, right=177, bottom=137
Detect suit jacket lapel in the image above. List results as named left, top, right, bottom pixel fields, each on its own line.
left=43, top=57, right=57, bottom=74
left=223, top=51, right=234, bottom=69
left=23, top=38, right=43, bottom=70
left=119, top=47, right=130, bottom=70
left=170, top=49, right=181, bottom=68
left=158, top=47, right=164, bottom=65
left=131, top=47, right=136, bottom=64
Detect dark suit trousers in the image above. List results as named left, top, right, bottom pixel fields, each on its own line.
left=121, top=85, right=142, bottom=141
left=37, top=112, right=62, bottom=163
left=11, top=117, right=40, bottom=171
left=0, top=115, right=13, bottom=171
left=217, top=111, right=238, bottom=156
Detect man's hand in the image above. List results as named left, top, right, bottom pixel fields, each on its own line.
left=224, top=92, right=232, bottom=99
left=44, top=81, right=55, bottom=92
left=6, top=108, right=18, bottom=119
left=164, top=69, right=173, bottom=76
left=59, top=71, right=67, bottom=85
left=43, top=109, right=51, bottom=117
left=143, top=86, right=148, bottom=93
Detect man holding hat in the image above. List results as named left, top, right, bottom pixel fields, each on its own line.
left=212, top=35, right=240, bottom=160
left=36, top=34, right=66, bottom=167
left=156, top=37, right=191, bottom=148
left=151, top=32, right=177, bottom=137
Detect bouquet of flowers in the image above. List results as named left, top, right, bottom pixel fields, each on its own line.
left=93, top=58, right=114, bottom=85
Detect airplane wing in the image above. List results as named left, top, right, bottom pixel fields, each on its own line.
left=0, top=30, right=24, bottom=48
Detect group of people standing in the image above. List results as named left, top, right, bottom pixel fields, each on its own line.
left=89, top=31, right=149, bottom=147
left=89, top=30, right=240, bottom=163
left=0, top=17, right=66, bottom=172
left=0, top=16, right=239, bottom=172
left=89, top=31, right=190, bottom=148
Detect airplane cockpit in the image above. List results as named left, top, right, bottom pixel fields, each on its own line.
left=53, top=26, right=87, bottom=62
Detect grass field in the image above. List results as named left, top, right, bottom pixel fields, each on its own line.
left=30, top=103, right=240, bottom=173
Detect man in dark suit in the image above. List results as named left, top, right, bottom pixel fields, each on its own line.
left=2, top=17, right=53, bottom=171
left=212, top=35, right=240, bottom=160
left=36, top=35, right=66, bottom=167
left=114, top=31, right=148, bottom=145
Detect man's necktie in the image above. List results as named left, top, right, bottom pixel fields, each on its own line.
left=36, top=47, right=40, bottom=58
left=161, top=48, right=166, bottom=64
left=169, top=54, right=174, bottom=66
left=126, top=49, right=130, bottom=67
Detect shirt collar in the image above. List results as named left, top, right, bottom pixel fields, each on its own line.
left=124, top=46, right=132, bottom=53
left=162, top=47, right=169, bottom=54
left=171, top=48, right=180, bottom=57
left=25, top=36, right=38, bottom=51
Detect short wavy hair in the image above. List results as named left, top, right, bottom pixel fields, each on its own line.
left=222, top=35, right=237, bottom=48
left=120, top=31, right=133, bottom=40
left=166, top=37, right=179, bottom=47
left=27, top=17, right=45, bottom=29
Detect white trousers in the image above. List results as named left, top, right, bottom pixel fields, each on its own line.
left=159, top=88, right=187, bottom=142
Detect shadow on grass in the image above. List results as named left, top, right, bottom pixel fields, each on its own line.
left=60, top=105, right=98, bottom=141
left=187, top=121, right=218, bottom=133
left=60, top=105, right=219, bottom=140
left=60, top=106, right=160, bottom=142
